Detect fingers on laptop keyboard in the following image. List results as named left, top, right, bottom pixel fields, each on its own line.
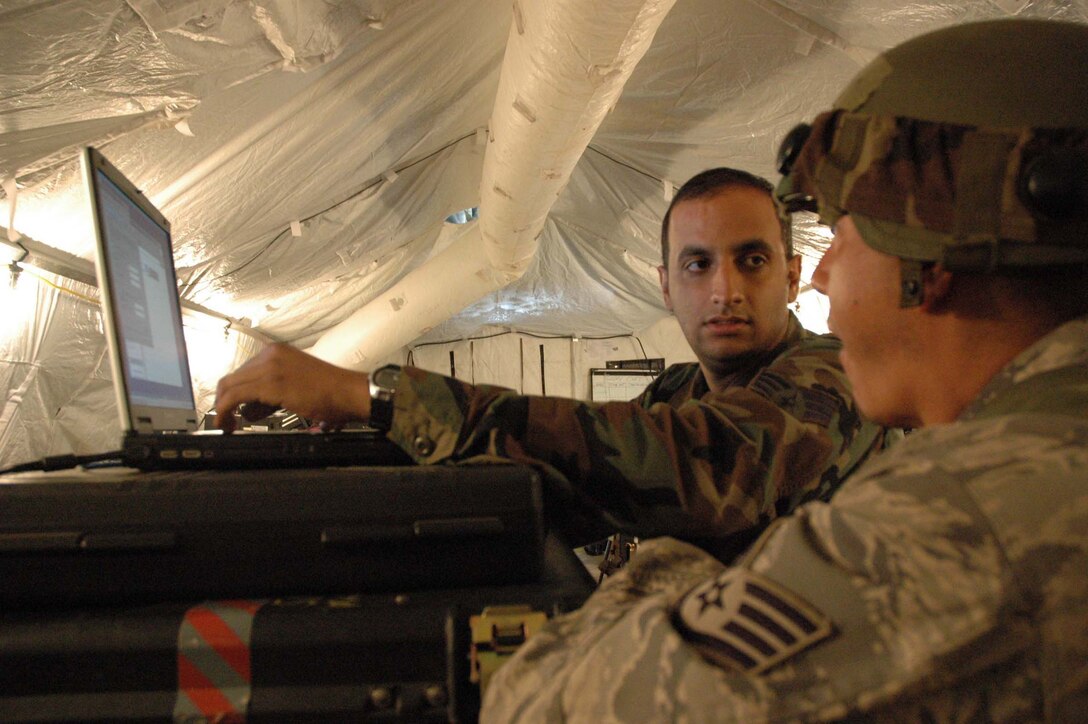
left=240, top=401, right=279, bottom=422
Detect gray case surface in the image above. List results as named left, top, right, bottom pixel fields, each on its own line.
left=0, top=464, right=545, bottom=608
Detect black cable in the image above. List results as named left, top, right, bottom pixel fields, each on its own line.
left=205, top=233, right=283, bottom=284
left=0, top=450, right=124, bottom=476
left=585, top=144, right=665, bottom=185
left=409, top=330, right=512, bottom=349
left=292, top=129, right=477, bottom=229
left=408, top=329, right=641, bottom=351
left=202, top=130, right=481, bottom=285
left=520, top=331, right=635, bottom=341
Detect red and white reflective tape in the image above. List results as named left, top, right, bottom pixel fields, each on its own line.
left=174, top=599, right=264, bottom=722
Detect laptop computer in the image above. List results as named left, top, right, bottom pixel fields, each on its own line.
left=81, top=146, right=411, bottom=470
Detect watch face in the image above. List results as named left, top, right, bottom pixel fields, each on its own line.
left=374, top=365, right=401, bottom=390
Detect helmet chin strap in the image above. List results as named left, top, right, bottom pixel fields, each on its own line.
left=899, top=259, right=925, bottom=308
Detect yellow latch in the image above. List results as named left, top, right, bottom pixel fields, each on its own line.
left=468, top=604, right=548, bottom=692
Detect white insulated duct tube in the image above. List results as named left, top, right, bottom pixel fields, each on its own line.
left=308, top=0, right=676, bottom=369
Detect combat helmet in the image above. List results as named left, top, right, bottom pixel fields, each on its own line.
left=775, top=19, right=1088, bottom=305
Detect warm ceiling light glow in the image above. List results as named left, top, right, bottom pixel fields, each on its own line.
left=0, top=268, right=38, bottom=347
left=6, top=183, right=94, bottom=258
left=794, top=287, right=829, bottom=335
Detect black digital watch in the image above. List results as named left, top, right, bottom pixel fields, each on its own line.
left=367, top=364, right=401, bottom=431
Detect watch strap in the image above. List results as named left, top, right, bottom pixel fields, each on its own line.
left=368, top=365, right=401, bottom=431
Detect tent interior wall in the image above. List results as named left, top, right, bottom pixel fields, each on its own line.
left=1, top=0, right=1083, bottom=467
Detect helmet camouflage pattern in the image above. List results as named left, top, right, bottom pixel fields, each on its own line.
left=776, top=19, right=1088, bottom=272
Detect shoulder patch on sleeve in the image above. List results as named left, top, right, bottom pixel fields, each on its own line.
left=798, top=385, right=840, bottom=427
left=671, top=568, right=833, bottom=675
left=749, top=371, right=839, bottom=427
left=748, top=370, right=795, bottom=403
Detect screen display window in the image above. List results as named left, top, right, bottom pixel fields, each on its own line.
left=95, top=169, right=195, bottom=411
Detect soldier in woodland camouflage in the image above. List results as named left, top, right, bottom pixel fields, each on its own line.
left=216, top=169, right=888, bottom=554
left=481, top=18, right=1088, bottom=722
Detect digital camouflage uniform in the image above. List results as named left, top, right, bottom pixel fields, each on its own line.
left=387, top=312, right=889, bottom=548
left=482, top=314, right=1088, bottom=722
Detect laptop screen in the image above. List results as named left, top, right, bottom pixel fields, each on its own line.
left=84, top=148, right=197, bottom=432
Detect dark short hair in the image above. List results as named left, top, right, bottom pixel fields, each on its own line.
left=661, top=167, right=793, bottom=267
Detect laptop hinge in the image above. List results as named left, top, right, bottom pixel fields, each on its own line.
left=129, top=422, right=191, bottom=435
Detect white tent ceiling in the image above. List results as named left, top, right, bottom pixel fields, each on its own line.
left=2, top=0, right=1085, bottom=359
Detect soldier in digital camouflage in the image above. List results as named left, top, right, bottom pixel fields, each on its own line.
left=480, top=18, right=1088, bottom=722
left=215, top=168, right=889, bottom=556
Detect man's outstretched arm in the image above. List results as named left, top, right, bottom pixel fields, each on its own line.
left=386, top=335, right=882, bottom=544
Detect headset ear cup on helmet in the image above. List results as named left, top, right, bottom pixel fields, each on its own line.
left=777, top=123, right=811, bottom=176
left=1018, top=149, right=1088, bottom=221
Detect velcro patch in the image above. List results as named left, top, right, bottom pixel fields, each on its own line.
left=798, top=386, right=839, bottom=427
left=749, top=372, right=839, bottom=427
left=672, top=569, right=833, bottom=674
left=749, top=371, right=796, bottom=406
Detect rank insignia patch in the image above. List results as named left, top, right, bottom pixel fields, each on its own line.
left=672, top=569, right=833, bottom=674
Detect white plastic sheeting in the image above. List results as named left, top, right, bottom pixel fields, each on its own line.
left=1, top=0, right=1086, bottom=464
left=407, top=318, right=695, bottom=400
left=0, top=276, right=111, bottom=459
left=309, top=0, right=675, bottom=368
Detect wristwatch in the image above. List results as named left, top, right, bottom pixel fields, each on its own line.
left=368, top=364, right=401, bottom=431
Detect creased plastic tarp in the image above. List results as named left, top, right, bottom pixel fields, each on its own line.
left=0, top=276, right=115, bottom=460
left=0, top=268, right=264, bottom=465
left=1, top=0, right=1086, bottom=465
left=6, top=0, right=1085, bottom=342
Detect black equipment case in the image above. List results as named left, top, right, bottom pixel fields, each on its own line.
left=0, top=534, right=594, bottom=723
left=0, top=465, right=545, bottom=608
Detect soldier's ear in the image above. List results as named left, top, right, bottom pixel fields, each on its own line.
left=658, top=265, right=673, bottom=311
left=919, top=264, right=954, bottom=313
left=786, top=254, right=802, bottom=303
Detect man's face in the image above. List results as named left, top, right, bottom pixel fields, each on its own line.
left=658, top=186, right=801, bottom=384
left=810, top=215, right=917, bottom=426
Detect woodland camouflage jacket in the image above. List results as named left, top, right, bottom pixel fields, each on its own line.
left=387, top=314, right=889, bottom=548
